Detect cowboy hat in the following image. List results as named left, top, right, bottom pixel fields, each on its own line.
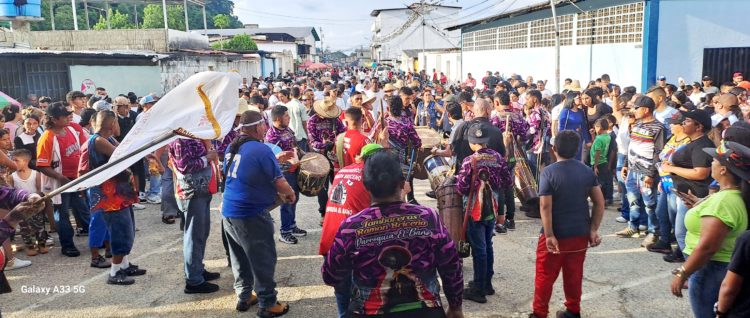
left=394, top=80, right=404, bottom=89
left=362, top=95, right=376, bottom=106
left=568, top=80, right=582, bottom=92
left=383, top=83, right=397, bottom=92
left=313, top=99, right=341, bottom=118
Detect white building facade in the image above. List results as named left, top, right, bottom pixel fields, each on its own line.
left=449, top=0, right=750, bottom=92
left=370, top=3, right=462, bottom=71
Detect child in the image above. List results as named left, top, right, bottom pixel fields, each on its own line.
left=604, top=114, right=619, bottom=205
left=590, top=118, right=613, bottom=202
left=455, top=123, right=512, bottom=303
left=9, top=149, right=48, bottom=256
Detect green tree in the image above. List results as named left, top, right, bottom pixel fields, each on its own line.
left=92, top=9, right=135, bottom=30
left=141, top=4, right=185, bottom=31
left=211, top=34, right=257, bottom=51
left=212, top=14, right=230, bottom=29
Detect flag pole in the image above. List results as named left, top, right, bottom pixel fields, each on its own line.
left=41, top=130, right=178, bottom=200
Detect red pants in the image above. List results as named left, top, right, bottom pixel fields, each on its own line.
left=532, top=234, right=589, bottom=318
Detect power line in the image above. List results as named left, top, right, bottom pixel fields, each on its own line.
left=233, top=7, right=369, bottom=23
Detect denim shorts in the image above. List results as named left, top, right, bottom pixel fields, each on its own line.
left=103, top=207, right=135, bottom=256
left=88, top=211, right=110, bottom=249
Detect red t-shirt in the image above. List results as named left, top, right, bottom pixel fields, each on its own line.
left=319, top=162, right=371, bottom=255
left=36, top=125, right=84, bottom=179
left=342, top=130, right=369, bottom=168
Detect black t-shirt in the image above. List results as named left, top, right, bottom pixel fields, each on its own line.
left=451, top=118, right=506, bottom=167
left=538, top=159, right=599, bottom=239
left=670, top=135, right=714, bottom=197
left=728, top=231, right=750, bottom=318
left=586, top=103, right=613, bottom=129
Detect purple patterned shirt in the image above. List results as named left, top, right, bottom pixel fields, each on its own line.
left=491, top=110, right=530, bottom=143
left=322, top=202, right=463, bottom=315
left=455, top=148, right=511, bottom=196
left=527, top=106, right=551, bottom=154
left=168, top=138, right=208, bottom=174
left=264, top=125, right=297, bottom=152
left=217, top=124, right=239, bottom=158
left=307, top=114, right=346, bottom=154
left=370, top=115, right=422, bottom=149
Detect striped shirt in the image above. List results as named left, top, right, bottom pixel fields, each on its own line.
left=626, top=119, right=666, bottom=178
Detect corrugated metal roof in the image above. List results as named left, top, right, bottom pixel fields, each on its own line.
left=445, top=0, right=548, bottom=31
left=193, top=27, right=320, bottom=41
left=0, top=48, right=168, bottom=59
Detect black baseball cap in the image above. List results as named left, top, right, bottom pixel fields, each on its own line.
left=702, top=76, right=712, bottom=81
left=46, top=102, right=73, bottom=118
left=682, top=109, right=712, bottom=132
left=634, top=95, right=655, bottom=110
left=468, top=123, right=490, bottom=144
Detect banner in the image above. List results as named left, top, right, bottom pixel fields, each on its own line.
left=64, top=71, right=241, bottom=192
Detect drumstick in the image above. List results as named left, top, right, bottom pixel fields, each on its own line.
left=505, top=114, right=510, bottom=133
left=297, top=156, right=318, bottom=165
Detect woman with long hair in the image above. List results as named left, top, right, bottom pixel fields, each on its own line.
left=558, top=91, right=586, bottom=160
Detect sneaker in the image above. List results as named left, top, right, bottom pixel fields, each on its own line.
left=663, top=248, right=686, bottom=263
left=495, top=223, right=508, bottom=235
left=132, top=203, right=146, bottom=210
left=202, top=270, right=220, bottom=281
left=184, top=281, right=219, bottom=294
left=46, top=237, right=54, bottom=246
left=279, top=233, right=298, bottom=244
left=91, top=255, right=111, bottom=268
left=647, top=240, right=673, bottom=254
left=139, top=192, right=147, bottom=203
left=75, top=228, right=89, bottom=237
left=107, top=269, right=135, bottom=285
left=556, top=310, right=581, bottom=318
left=463, top=287, right=487, bottom=303
left=291, top=227, right=307, bottom=237
left=425, top=191, right=436, bottom=199
left=6, top=257, right=32, bottom=270
left=638, top=225, right=647, bottom=232
left=257, top=302, right=290, bottom=318
left=505, top=219, right=516, bottom=231
left=615, top=227, right=640, bottom=238
left=61, top=246, right=81, bottom=257
left=236, top=294, right=259, bottom=312
left=123, top=264, right=147, bottom=276
left=615, top=216, right=628, bottom=223
left=641, top=233, right=658, bottom=248
left=146, top=195, right=162, bottom=204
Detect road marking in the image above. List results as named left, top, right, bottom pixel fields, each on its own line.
left=580, top=271, right=671, bottom=301
left=14, top=234, right=186, bottom=315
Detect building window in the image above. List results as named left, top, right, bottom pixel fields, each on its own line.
left=576, top=2, right=644, bottom=45
left=529, top=14, right=574, bottom=48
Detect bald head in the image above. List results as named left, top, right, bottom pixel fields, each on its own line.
left=717, top=93, right=738, bottom=115
left=473, top=97, right=493, bottom=118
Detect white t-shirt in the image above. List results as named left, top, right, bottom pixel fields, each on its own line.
left=336, top=97, right=348, bottom=111
left=268, top=95, right=280, bottom=108
left=550, top=103, right=564, bottom=121
left=616, top=116, right=630, bottom=155
left=286, top=99, right=309, bottom=141
left=314, top=91, right=325, bottom=101
left=365, top=89, right=386, bottom=120
left=540, top=89, right=553, bottom=100
left=72, top=113, right=82, bottom=124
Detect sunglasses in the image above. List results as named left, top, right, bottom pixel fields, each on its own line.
left=116, top=104, right=129, bottom=107
left=301, top=98, right=309, bottom=101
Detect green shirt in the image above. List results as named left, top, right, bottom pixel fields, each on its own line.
left=684, top=189, right=748, bottom=262
left=590, top=134, right=611, bottom=165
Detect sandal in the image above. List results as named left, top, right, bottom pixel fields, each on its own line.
left=162, top=216, right=176, bottom=224
left=257, top=302, right=289, bottom=318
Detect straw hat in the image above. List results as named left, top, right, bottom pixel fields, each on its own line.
left=383, top=83, right=397, bottom=92
left=568, top=80, right=582, bottom=92
left=313, top=99, right=341, bottom=118
left=362, top=95, right=376, bottom=106
left=237, top=98, right=249, bottom=116
left=394, top=79, right=404, bottom=89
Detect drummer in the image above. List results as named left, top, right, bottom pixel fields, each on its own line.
left=307, top=98, right=346, bottom=224
left=455, top=123, right=512, bottom=304
left=370, top=95, right=422, bottom=204
left=265, top=105, right=308, bottom=244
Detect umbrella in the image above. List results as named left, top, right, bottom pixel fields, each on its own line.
left=308, top=62, right=331, bottom=70
left=0, top=91, right=22, bottom=109
left=299, top=60, right=313, bottom=68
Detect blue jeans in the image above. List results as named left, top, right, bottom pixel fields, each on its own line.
left=103, top=207, right=135, bottom=256
left=159, top=159, right=180, bottom=218
left=625, top=170, right=658, bottom=233
left=280, top=172, right=300, bottom=234
left=675, top=197, right=690, bottom=252
left=656, top=190, right=678, bottom=244
left=688, top=260, right=728, bottom=318
left=223, top=212, right=279, bottom=309
left=616, top=154, right=630, bottom=218
left=467, top=219, right=495, bottom=291
left=147, top=173, right=161, bottom=197
left=182, top=194, right=212, bottom=286
left=54, top=192, right=91, bottom=249
left=333, top=275, right=352, bottom=318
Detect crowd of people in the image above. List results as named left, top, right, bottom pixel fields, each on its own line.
left=0, top=66, right=750, bottom=318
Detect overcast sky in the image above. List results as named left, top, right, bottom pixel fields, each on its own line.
left=234, top=0, right=499, bottom=52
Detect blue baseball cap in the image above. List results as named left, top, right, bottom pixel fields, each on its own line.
left=139, top=95, right=156, bottom=106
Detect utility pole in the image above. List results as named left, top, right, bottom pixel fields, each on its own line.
left=71, top=0, right=78, bottom=30
left=421, top=1, right=425, bottom=72
left=550, top=0, right=560, bottom=93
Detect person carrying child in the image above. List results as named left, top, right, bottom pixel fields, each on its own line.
left=454, top=123, right=512, bottom=303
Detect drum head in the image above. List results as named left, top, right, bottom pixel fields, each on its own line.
left=300, top=153, right=331, bottom=175
left=415, top=127, right=441, bottom=149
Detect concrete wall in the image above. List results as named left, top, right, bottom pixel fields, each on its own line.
left=462, top=43, right=643, bottom=92
left=30, top=29, right=208, bottom=53
left=421, top=51, right=461, bottom=84
left=374, top=7, right=462, bottom=62
left=160, top=56, right=260, bottom=93
left=70, top=65, right=162, bottom=97
left=655, top=0, right=750, bottom=84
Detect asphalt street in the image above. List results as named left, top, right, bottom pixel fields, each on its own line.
left=3, top=179, right=693, bottom=318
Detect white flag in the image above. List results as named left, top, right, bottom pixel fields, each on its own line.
left=64, top=71, right=240, bottom=192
